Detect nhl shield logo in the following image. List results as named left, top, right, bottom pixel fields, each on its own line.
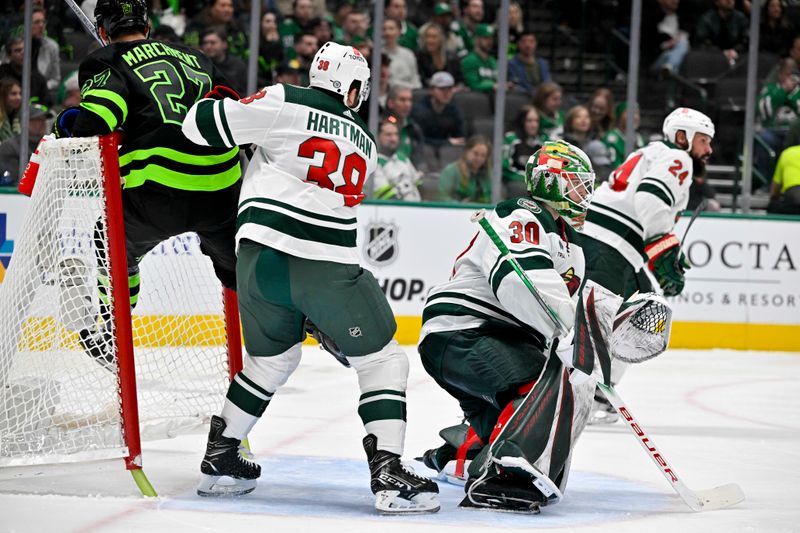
left=364, top=221, right=398, bottom=267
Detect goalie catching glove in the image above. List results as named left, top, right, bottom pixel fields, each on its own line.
left=644, top=233, right=691, bottom=296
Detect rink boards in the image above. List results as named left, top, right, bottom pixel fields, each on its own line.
left=1, top=194, right=798, bottom=351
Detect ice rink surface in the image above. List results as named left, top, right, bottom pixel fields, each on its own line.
left=1, top=347, right=798, bottom=533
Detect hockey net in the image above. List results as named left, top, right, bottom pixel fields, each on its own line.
left=0, top=135, right=241, bottom=469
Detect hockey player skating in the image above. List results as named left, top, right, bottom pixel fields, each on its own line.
left=182, top=42, right=440, bottom=513
left=418, top=141, right=609, bottom=512
left=51, top=0, right=242, bottom=369
left=581, top=107, right=715, bottom=423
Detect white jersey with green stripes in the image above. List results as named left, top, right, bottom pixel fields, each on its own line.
left=182, top=83, right=378, bottom=264
left=584, top=140, right=692, bottom=270
left=420, top=198, right=584, bottom=344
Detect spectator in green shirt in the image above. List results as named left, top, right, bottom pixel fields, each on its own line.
left=438, top=135, right=492, bottom=203
left=385, top=0, right=419, bottom=51
left=502, top=105, right=544, bottom=189
left=756, top=58, right=800, bottom=182
left=461, top=23, right=497, bottom=93
left=279, top=0, right=316, bottom=56
left=602, top=102, right=644, bottom=169
left=533, top=81, right=565, bottom=139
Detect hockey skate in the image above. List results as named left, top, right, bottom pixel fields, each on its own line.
left=420, top=424, right=484, bottom=485
left=197, top=415, right=261, bottom=497
left=588, top=390, right=620, bottom=425
left=460, top=469, right=546, bottom=514
left=363, top=434, right=440, bottom=513
left=78, top=324, right=116, bottom=372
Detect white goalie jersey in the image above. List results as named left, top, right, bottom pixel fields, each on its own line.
left=420, top=198, right=585, bottom=344
left=583, top=140, right=693, bottom=270
left=182, top=84, right=378, bottom=264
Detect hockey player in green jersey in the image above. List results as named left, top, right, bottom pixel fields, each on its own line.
left=418, top=141, right=610, bottom=512
left=55, top=0, right=242, bottom=369
left=182, top=41, right=440, bottom=513
left=581, top=107, right=715, bottom=423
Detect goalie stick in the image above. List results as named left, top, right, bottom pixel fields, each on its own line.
left=675, top=199, right=706, bottom=269
left=473, top=208, right=745, bottom=512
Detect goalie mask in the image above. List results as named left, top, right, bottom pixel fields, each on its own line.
left=525, top=140, right=595, bottom=220
left=662, top=107, right=715, bottom=153
left=95, top=0, right=149, bottom=39
left=309, top=42, right=371, bottom=112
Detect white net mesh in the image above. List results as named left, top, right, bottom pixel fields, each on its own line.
left=0, top=137, right=234, bottom=467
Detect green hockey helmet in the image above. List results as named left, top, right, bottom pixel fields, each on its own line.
left=524, top=140, right=595, bottom=219
left=95, top=0, right=149, bottom=39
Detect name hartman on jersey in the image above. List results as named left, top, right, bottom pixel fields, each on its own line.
left=121, top=42, right=201, bottom=69
left=306, top=111, right=373, bottom=158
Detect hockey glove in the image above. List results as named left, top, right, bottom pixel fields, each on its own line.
left=53, top=106, right=81, bottom=138
left=204, top=85, right=241, bottom=101
left=644, top=233, right=691, bottom=297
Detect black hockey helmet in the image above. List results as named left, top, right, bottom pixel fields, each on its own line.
left=95, top=0, right=149, bottom=38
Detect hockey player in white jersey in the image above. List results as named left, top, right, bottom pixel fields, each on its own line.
left=418, top=141, right=606, bottom=512
left=581, top=107, right=715, bottom=423
left=181, top=42, right=439, bottom=513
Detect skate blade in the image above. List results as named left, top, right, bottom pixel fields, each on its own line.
left=441, top=459, right=469, bottom=486
left=196, top=474, right=257, bottom=497
left=374, top=490, right=440, bottom=514
left=459, top=494, right=540, bottom=514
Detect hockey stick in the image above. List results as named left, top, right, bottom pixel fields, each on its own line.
left=471, top=209, right=567, bottom=337
left=473, top=208, right=745, bottom=512
left=63, top=0, right=104, bottom=46
left=674, top=199, right=706, bottom=268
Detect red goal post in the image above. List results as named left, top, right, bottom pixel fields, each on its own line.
left=0, top=134, right=242, bottom=495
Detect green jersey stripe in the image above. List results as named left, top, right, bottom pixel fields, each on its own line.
left=123, top=159, right=241, bottom=190
left=637, top=182, right=673, bottom=207
left=119, top=145, right=238, bottom=167
left=238, top=372, right=274, bottom=398
left=490, top=255, right=554, bottom=296
left=237, top=206, right=357, bottom=247
left=194, top=99, right=225, bottom=147
left=217, top=99, right=236, bottom=147
left=360, top=389, right=406, bottom=401
left=358, top=398, right=407, bottom=424
left=226, top=379, right=270, bottom=417
left=586, top=208, right=645, bottom=252
left=639, top=177, right=675, bottom=204
left=428, top=290, right=521, bottom=325
left=83, top=88, right=129, bottom=122
left=591, top=201, right=644, bottom=231
left=239, top=197, right=357, bottom=225
left=120, top=149, right=239, bottom=179
left=80, top=101, right=118, bottom=131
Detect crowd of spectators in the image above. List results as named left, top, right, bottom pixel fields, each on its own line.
left=0, top=0, right=799, bottom=213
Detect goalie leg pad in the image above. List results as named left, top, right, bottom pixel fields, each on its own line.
left=612, top=292, right=672, bottom=363
left=348, top=340, right=409, bottom=455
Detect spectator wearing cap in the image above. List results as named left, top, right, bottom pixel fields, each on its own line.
left=767, top=144, right=800, bottom=214
left=0, top=37, right=51, bottom=107
left=201, top=28, right=248, bottom=94
left=384, top=84, right=424, bottom=164
left=385, top=0, right=419, bottom=52
left=416, top=22, right=463, bottom=87
left=411, top=71, right=466, bottom=148
left=461, top=23, right=497, bottom=93
left=383, top=18, right=422, bottom=89
left=0, top=103, right=51, bottom=185
left=372, top=118, right=422, bottom=201
left=601, top=102, right=644, bottom=170
left=431, top=3, right=463, bottom=56
left=507, top=29, right=550, bottom=96
left=275, top=60, right=304, bottom=86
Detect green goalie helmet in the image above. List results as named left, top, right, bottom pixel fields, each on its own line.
left=524, top=140, right=595, bottom=219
